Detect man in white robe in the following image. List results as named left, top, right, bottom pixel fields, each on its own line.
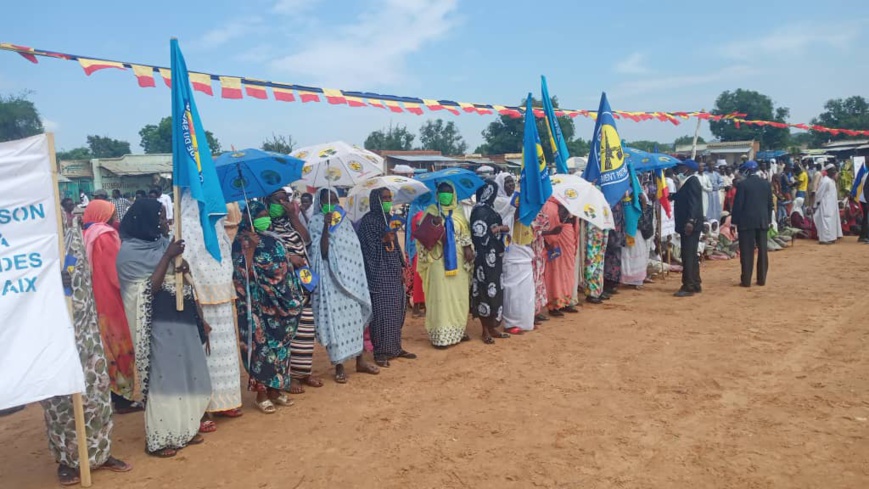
left=813, top=165, right=844, bottom=244
left=698, top=161, right=712, bottom=219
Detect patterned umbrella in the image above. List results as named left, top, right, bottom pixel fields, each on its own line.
left=292, top=141, right=384, bottom=188
left=549, top=174, right=614, bottom=230
left=346, top=175, right=430, bottom=222
left=214, top=148, right=304, bottom=202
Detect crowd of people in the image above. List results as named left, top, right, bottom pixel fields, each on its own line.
left=10, top=153, right=866, bottom=485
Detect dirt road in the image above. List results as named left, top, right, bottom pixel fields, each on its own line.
left=1, top=239, right=867, bottom=488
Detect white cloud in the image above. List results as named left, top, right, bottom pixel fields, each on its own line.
left=43, top=118, right=59, bottom=132
left=720, top=22, right=862, bottom=59
left=614, top=52, right=650, bottom=75
left=195, top=16, right=263, bottom=50
left=268, top=0, right=459, bottom=88
left=273, top=0, right=321, bottom=15
left=614, top=65, right=758, bottom=98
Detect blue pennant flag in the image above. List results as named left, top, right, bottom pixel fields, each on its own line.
left=519, top=93, right=553, bottom=226
left=582, top=92, right=632, bottom=206
left=541, top=76, right=570, bottom=174
left=171, top=39, right=227, bottom=261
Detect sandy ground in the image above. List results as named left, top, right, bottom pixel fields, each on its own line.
left=1, top=239, right=868, bottom=489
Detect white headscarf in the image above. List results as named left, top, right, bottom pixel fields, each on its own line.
left=793, top=196, right=805, bottom=217
left=493, top=172, right=516, bottom=232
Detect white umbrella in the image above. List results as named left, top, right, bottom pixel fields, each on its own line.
left=345, top=175, right=430, bottom=222
left=292, top=141, right=384, bottom=188
left=567, top=156, right=587, bottom=173
left=549, top=174, right=614, bottom=230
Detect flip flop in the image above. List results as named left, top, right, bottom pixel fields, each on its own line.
left=97, top=456, right=132, bottom=473
left=397, top=350, right=417, bottom=359
left=213, top=408, right=243, bottom=418
left=148, top=448, right=178, bottom=458
left=335, top=370, right=348, bottom=384
left=270, top=393, right=294, bottom=406
left=57, top=465, right=80, bottom=486
left=199, top=420, right=217, bottom=433
left=302, top=376, right=324, bottom=388
left=356, top=363, right=380, bottom=375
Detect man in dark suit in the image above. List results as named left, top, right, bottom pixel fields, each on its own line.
left=731, top=160, right=774, bottom=287
left=671, top=159, right=704, bottom=297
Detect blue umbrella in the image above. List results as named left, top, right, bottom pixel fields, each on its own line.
left=413, top=168, right=485, bottom=206
left=624, top=147, right=679, bottom=173
left=214, top=149, right=304, bottom=202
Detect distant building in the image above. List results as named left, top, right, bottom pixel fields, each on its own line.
left=58, top=154, right=173, bottom=199
left=674, top=140, right=759, bottom=165
left=821, top=139, right=869, bottom=160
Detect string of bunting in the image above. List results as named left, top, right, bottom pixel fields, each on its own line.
left=3, top=42, right=867, bottom=137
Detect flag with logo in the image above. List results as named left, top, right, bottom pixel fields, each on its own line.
left=519, top=93, right=553, bottom=226
left=541, top=76, right=570, bottom=174
left=171, top=39, right=227, bottom=260
left=582, top=92, right=631, bottom=206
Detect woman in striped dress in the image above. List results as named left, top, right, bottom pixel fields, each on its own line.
left=266, top=189, right=324, bottom=394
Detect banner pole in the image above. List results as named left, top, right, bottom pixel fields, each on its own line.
left=173, top=185, right=184, bottom=311
left=48, top=133, right=92, bottom=487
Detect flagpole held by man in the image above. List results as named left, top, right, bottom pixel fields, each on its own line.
left=581, top=92, right=631, bottom=207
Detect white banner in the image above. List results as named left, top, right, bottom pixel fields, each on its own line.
left=0, top=135, right=84, bottom=410
left=661, top=207, right=676, bottom=237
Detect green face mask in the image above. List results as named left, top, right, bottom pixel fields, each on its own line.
left=438, top=192, right=453, bottom=206
left=268, top=203, right=285, bottom=218
left=322, top=203, right=336, bottom=215
left=253, top=216, right=271, bottom=232
left=381, top=201, right=393, bottom=214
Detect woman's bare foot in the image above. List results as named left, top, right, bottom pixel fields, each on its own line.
left=355, top=356, right=380, bottom=375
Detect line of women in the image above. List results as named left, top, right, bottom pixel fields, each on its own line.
left=40, top=173, right=648, bottom=483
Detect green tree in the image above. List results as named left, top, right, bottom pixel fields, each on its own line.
left=674, top=135, right=705, bottom=148
left=477, top=97, right=583, bottom=162
left=0, top=92, right=44, bottom=143
left=626, top=140, right=670, bottom=152
left=139, top=117, right=221, bottom=154
left=566, top=138, right=590, bottom=157
left=261, top=134, right=296, bottom=154
left=364, top=124, right=414, bottom=151
left=709, top=89, right=790, bottom=149
left=56, top=147, right=92, bottom=160
left=86, top=135, right=130, bottom=158
left=418, top=119, right=468, bottom=155
left=810, top=96, right=869, bottom=146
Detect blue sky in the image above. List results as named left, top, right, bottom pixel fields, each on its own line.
left=1, top=0, right=868, bottom=154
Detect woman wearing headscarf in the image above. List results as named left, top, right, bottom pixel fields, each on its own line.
left=181, top=192, right=242, bottom=420
left=417, top=182, right=474, bottom=347
left=494, top=173, right=536, bottom=332
left=604, top=201, right=626, bottom=295
left=470, top=181, right=510, bottom=343
left=310, top=188, right=379, bottom=382
left=81, top=200, right=138, bottom=414
left=232, top=200, right=302, bottom=412
left=542, top=197, right=579, bottom=316
left=264, top=188, right=323, bottom=393
left=530, top=207, right=550, bottom=324
left=116, top=199, right=212, bottom=458
left=41, top=214, right=132, bottom=485
left=357, top=187, right=416, bottom=366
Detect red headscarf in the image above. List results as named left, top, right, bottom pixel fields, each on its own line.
left=82, top=200, right=120, bottom=263
left=82, top=200, right=116, bottom=225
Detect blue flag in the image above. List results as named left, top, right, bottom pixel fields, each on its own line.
left=582, top=92, right=631, bottom=206
left=541, top=76, right=571, bottom=174
left=171, top=39, right=227, bottom=261
left=851, top=161, right=867, bottom=198
left=519, top=93, right=553, bottom=226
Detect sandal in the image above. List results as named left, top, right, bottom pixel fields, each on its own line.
left=98, top=456, right=132, bottom=473
left=148, top=447, right=178, bottom=458
left=57, top=464, right=80, bottom=486
left=302, top=376, right=324, bottom=388
left=289, top=379, right=306, bottom=395
left=561, top=306, right=579, bottom=314
left=188, top=434, right=205, bottom=445
left=534, top=314, right=549, bottom=322
left=482, top=335, right=495, bottom=345
left=397, top=350, right=417, bottom=359
left=214, top=408, right=243, bottom=418
left=255, top=399, right=277, bottom=414
left=374, top=357, right=390, bottom=368
left=270, top=393, right=294, bottom=406
left=549, top=309, right=564, bottom=317
left=334, top=370, right=348, bottom=384
left=356, top=363, right=380, bottom=375
left=505, top=327, right=524, bottom=335
left=199, top=420, right=217, bottom=433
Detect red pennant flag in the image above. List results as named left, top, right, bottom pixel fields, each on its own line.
left=423, top=99, right=445, bottom=111
left=458, top=102, right=476, bottom=113
left=1, top=44, right=39, bottom=63
left=272, top=86, right=295, bottom=102
left=368, top=98, right=386, bottom=109
left=346, top=97, right=366, bottom=108
left=322, top=88, right=347, bottom=105
left=219, top=76, right=243, bottom=99
left=243, top=80, right=268, bottom=99
left=475, top=106, right=493, bottom=115
left=158, top=68, right=172, bottom=87
left=404, top=102, right=424, bottom=115
left=131, top=64, right=155, bottom=88
left=299, top=90, right=321, bottom=103
left=189, top=72, right=213, bottom=95
left=384, top=100, right=404, bottom=113
left=78, top=58, right=126, bottom=76
left=443, top=105, right=460, bottom=116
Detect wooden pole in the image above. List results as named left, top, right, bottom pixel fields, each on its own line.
left=48, top=133, right=92, bottom=487
left=173, top=185, right=184, bottom=311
